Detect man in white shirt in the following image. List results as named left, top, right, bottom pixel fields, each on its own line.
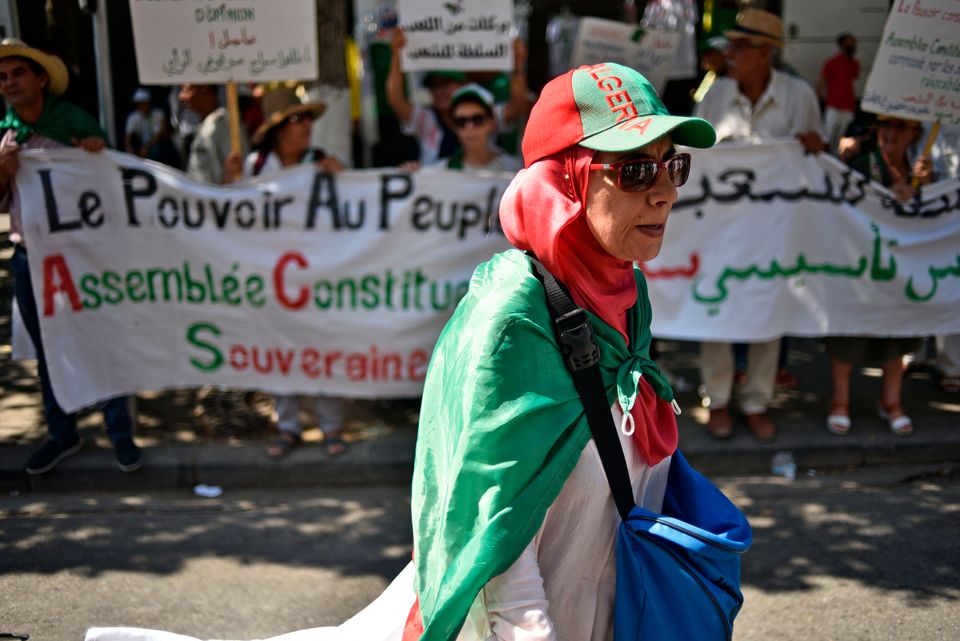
left=179, top=83, right=249, bottom=184
left=694, top=8, right=825, bottom=441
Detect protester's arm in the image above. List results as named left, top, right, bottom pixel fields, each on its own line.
left=0, top=143, right=19, bottom=196
left=72, top=137, right=106, bottom=152
left=795, top=81, right=826, bottom=154
left=481, top=534, right=557, bottom=641
left=502, top=39, right=533, bottom=125
left=386, top=29, right=413, bottom=125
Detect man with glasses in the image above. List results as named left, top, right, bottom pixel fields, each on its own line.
left=694, top=9, right=826, bottom=441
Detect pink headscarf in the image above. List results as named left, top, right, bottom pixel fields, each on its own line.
left=499, top=146, right=678, bottom=467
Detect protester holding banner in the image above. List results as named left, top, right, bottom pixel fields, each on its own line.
left=444, top=83, right=521, bottom=172
left=224, top=87, right=348, bottom=458
left=825, top=114, right=933, bottom=437
left=387, top=30, right=531, bottom=166
left=0, top=38, right=142, bottom=475
left=693, top=8, right=825, bottom=441
left=179, top=83, right=250, bottom=185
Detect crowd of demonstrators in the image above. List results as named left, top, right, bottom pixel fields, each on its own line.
left=223, top=87, right=349, bottom=460
left=693, top=8, right=825, bottom=442
left=386, top=28, right=532, bottom=167
left=0, top=38, right=142, bottom=475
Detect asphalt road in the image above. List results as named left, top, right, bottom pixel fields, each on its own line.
left=1, top=463, right=958, bottom=641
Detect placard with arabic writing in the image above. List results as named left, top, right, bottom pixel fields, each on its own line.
left=861, top=0, right=960, bottom=124
left=128, top=0, right=318, bottom=84
left=397, top=0, right=513, bottom=72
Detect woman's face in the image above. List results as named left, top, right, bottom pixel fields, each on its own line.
left=876, top=119, right=916, bottom=160
left=275, top=112, right=314, bottom=159
left=584, top=136, right=679, bottom=263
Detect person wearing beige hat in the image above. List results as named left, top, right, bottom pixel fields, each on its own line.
left=222, top=87, right=347, bottom=459
left=694, top=8, right=826, bottom=442
left=0, top=39, right=143, bottom=475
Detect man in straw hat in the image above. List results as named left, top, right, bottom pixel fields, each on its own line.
left=0, top=38, right=143, bottom=474
left=694, top=9, right=826, bottom=442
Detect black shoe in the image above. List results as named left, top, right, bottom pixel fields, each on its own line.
left=26, top=438, right=82, bottom=475
left=114, top=437, right=143, bottom=472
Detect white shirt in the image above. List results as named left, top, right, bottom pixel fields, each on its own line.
left=124, top=108, right=165, bottom=148
left=458, top=404, right=671, bottom=641
left=694, top=69, right=823, bottom=142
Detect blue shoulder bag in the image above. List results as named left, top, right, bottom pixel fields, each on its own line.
left=528, top=254, right=753, bottom=641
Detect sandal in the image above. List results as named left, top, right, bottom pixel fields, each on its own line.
left=878, top=403, right=913, bottom=437
left=324, top=432, right=348, bottom=457
left=939, top=376, right=960, bottom=394
left=266, top=432, right=302, bottom=460
left=826, top=402, right=851, bottom=436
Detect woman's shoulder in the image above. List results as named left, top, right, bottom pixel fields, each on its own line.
left=453, top=250, right=552, bottom=334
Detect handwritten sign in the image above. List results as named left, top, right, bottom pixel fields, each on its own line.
left=397, top=0, right=513, bottom=72
left=569, top=17, right=682, bottom=93
left=861, top=0, right=960, bottom=124
left=128, top=0, right=318, bottom=84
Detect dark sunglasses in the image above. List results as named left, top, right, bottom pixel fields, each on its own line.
left=285, top=112, right=314, bottom=125
left=453, top=113, right=489, bottom=129
left=589, top=153, right=692, bottom=192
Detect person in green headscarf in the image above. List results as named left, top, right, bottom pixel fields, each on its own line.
left=0, top=39, right=143, bottom=477
left=406, top=62, right=716, bottom=641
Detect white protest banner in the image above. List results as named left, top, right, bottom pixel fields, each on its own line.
left=569, top=17, right=681, bottom=92
left=861, top=0, right=960, bottom=124
left=644, top=140, right=960, bottom=342
left=128, top=0, right=318, bottom=84
left=16, top=150, right=512, bottom=413
left=397, top=0, right=513, bottom=72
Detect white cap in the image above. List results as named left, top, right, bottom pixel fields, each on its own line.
left=131, top=88, right=151, bottom=103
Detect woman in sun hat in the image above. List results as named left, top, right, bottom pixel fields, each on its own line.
left=223, top=87, right=348, bottom=459
left=86, top=62, right=718, bottom=641
left=224, top=86, right=342, bottom=181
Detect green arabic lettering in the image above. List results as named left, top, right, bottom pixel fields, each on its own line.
left=692, top=253, right=869, bottom=304
left=868, top=223, right=898, bottom=282
left=905, top=255, right=960, bottom=302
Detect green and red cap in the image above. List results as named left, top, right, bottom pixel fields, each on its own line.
left=522, top=62, right=715, bottom=167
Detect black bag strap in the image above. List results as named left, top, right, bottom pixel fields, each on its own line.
left=526, top=252, right=636, bottom=521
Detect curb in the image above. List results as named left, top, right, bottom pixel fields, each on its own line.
left=4, top=427, right=960, bottom=494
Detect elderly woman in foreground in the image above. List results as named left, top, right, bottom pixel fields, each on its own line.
left=86, top=63, right=721, bottom=641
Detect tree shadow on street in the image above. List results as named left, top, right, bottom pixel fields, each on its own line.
left=732, top=468, right=960, bottom=605
left=0, top=487, right=413, bottom=581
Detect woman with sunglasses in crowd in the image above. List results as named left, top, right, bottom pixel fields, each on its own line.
left=445, top=83, right=521, bottom=173
left=825, top=115, right=933, bottom=438
left=86, top=64, right=717, bottom=641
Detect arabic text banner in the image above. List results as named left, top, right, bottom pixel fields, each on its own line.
left=17, top=150, right=512, bottom=412
left=644, top=140, right=960, bottom=342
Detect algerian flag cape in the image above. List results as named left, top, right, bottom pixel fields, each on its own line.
left=411, top=249, right=673, bottom=641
